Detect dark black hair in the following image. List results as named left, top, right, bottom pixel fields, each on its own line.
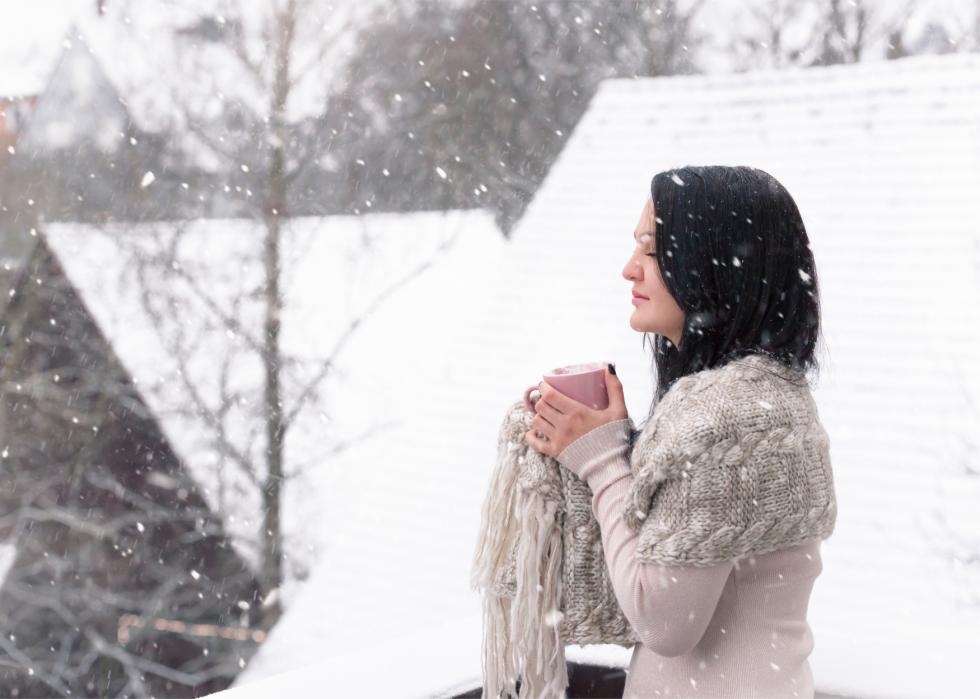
left=642, top=165, right=821, bottom=421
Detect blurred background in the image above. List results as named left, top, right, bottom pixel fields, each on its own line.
left=0, top=1, right=978, bottom=697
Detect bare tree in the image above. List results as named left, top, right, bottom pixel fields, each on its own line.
left=725, top=0, right=822, bottom=70
left=330, top=0, right=707, bottom=232
left=725, top=0, right=921, bottom=69
left=95, top=0, right=418, bottom=627
left=88, top=211, right=459, bottom=631
left=813, top=0, right=898, bottom=63
left=638, top=0, right=707, bottom=77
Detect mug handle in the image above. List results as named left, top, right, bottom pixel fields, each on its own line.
left=523, top=382, right=542, bottom=413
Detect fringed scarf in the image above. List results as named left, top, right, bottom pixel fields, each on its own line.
left=470, top=355, right=837, bottom=699
left=470, top=400, right=638, bottom=699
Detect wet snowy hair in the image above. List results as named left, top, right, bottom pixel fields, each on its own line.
left=642, top=165, right=821, bottom=417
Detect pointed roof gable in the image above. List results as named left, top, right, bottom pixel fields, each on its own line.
left=17, top=31, right=131, bottom=154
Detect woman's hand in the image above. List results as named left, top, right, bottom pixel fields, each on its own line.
left=525, top=366, right=629, bottom=459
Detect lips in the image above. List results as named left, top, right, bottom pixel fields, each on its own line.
left=632, top=291, right=649, bottom=300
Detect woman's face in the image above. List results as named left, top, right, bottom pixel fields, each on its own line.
left=622, top=198, right=686, bottom=347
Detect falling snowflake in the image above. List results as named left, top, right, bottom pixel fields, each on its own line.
left=140, top=172, right=155, bottom=188
left=671, top=173, right=685, bottom=186
left=544, top=609, right=564, bottom=627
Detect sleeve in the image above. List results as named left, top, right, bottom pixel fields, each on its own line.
left=558, top=421, right=734, bottom=657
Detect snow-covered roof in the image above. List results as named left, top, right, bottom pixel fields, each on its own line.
left=0, top=7, right=174, bottom=133
left=0, top=0, right=87, bottom=98
left=44, top=209, right=501, bottom=570
left=15, top=33, right=132, bottom=154
left=229, top=53, right=978, bottom=698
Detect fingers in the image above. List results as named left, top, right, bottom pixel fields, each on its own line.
left=525, top=428, right=554, bottom=457
left=537, top=382, right=570, bottom=413
left=532, top=394, right=559, bottom=420
left=530, top=411, right=555, bottom=434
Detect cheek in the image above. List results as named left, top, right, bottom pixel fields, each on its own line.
left=646, top=261, right=668, bottom=294
left=645, top=265, right=683, bottom=319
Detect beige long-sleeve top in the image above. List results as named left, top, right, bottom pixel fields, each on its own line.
left=557, top=419, right=823, bottom=699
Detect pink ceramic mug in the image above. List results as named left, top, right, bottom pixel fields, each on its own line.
left=523, top=361, right=613, bottom=414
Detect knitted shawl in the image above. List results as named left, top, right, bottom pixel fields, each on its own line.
left=470, top=354, right=836, bottom=699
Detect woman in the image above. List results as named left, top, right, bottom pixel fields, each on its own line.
left=524, top=166, right=835, bottom=698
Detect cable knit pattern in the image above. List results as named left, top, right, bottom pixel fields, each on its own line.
left=556, top=445, right=639, bottom=646
left=621, top=354, right=836, bottom=565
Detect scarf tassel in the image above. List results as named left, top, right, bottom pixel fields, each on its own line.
left=472, top=404, right=569, bottom=699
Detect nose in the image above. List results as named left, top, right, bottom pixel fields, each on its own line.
left=622, top=250, right=643, bottom=282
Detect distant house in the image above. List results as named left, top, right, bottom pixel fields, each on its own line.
left=0, top=235, right=261, bottom=697
left=215, top=53, right=978, bottom=699
left=15, top=33, right=131, bottom=156
left=0, top=22, right=242, bottom=229
left=2, top=28, right=193, bottom=225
